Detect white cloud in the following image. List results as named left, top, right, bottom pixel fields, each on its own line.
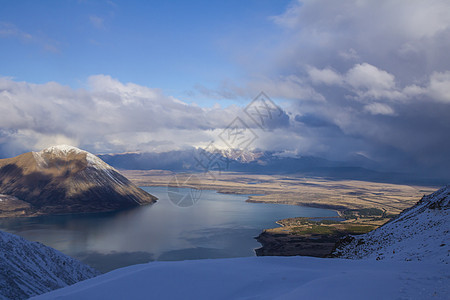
left=398, top=72, right=450, bottom=103
left=364, top=103, right=395, bottom=116
left=345, top=63, right=395, bottom=91
left=427, top=71, right=450, bottom=103
left=402, top=84, right=425, bottom=98
left=308, top=67, right=343, bottom=86
left=267, top=0, right=450, bottom=85
left=27, top=131, right=80, bottom=152
left=274, top=0, right=450, bottom=40
left=344, top=63, right=406, bottom=100
left=0, top=76, right=258, bottom=155
left=306, top=63, right=406, bottom=101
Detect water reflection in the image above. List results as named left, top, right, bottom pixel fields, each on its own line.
left=0, top=187, right=338, bottom=273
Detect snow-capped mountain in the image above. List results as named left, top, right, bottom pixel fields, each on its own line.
left=334, top=185, right=450, bottom=263
left=212, top=148, right=265, bottom=163
left=33, top=145, right=116, bottom=171
left=97, top=147, right=267, bottom=171
left=0, top=229, right=99, bottom=300
left=0, top=145, right=156, bottom=217
left=98, top=148, right=445, bottom=185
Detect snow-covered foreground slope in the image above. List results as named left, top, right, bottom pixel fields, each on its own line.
left=334, top=185, right=450, bottom=263
left=0, top=230, right=99, bottom=300
left=32, top=256, right=448, bottom=300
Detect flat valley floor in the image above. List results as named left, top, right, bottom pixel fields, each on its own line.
left=121, top=170, right=436, bottom=215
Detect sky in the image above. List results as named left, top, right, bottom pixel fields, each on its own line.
left=1, top=0, right=450, bottom=177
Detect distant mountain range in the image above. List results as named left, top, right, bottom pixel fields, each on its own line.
left=0, top=145, right=156, bottom=217
left=98, top=148, right=446, bottom=185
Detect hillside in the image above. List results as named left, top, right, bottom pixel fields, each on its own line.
left=333, top=185, right=450, bottom=263
left=0, top=230, right=99, bottom=300
left=0, top=145, right=156, bottom=217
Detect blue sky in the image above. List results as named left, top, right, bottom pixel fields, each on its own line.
left=0, top=0, right=289, bottom=104
left=1, top=0, right=450, bottom=178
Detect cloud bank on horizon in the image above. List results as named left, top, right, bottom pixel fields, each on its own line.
left=1, top=0, right=450, bottom=177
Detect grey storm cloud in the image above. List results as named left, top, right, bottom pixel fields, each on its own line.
left=0, top=0, right=449, bottom=179
left=212, top=0, right=450, bottom=176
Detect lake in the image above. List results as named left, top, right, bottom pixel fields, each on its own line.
left=0, top=186, right=338, bottom=273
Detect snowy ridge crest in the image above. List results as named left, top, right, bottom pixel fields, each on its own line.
left=33, top=145, right=114, bottom=170
left=418, top=185, right=450, bottom=209
left=40, top=145, right=86, bottom=155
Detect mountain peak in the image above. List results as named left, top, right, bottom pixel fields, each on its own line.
left=0, top=146, right=157, bottom=217
left=33, top=145, right=112, bottom=170
left=40, top=144, right=86, bottom=155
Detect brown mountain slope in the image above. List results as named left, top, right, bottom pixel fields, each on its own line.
left=0, top=145, right=156, bottom=217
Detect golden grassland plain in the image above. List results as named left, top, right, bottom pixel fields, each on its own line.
left=121, top=170, right=438, bottom=257
left=121, top=170, right=436, bottom=215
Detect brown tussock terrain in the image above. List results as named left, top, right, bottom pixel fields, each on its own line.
left=121, top=170, right=435, bottom=214
left=0, top=147, right=156, bottom=217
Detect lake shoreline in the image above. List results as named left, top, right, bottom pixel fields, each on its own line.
left=254, top=216, right=386, bottom=258
left=1, top=186, right=337, bottom=272
left=141, top=183, right=393, bottom=258
left=3, top=169, right=429, bottom=263
left=123, top=170, right=434, bottom=215
left=121, top=170, right=432, bottom=258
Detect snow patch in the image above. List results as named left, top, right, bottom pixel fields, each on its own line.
left=32, top=151, right=48, bottom=168
left=33, top=145, right=115, bottom=171
left=85, top=152, right=114, bottom=170
left=41, top=145, right=86, bottom=155
left=31, top=256, right=449, bottom=300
